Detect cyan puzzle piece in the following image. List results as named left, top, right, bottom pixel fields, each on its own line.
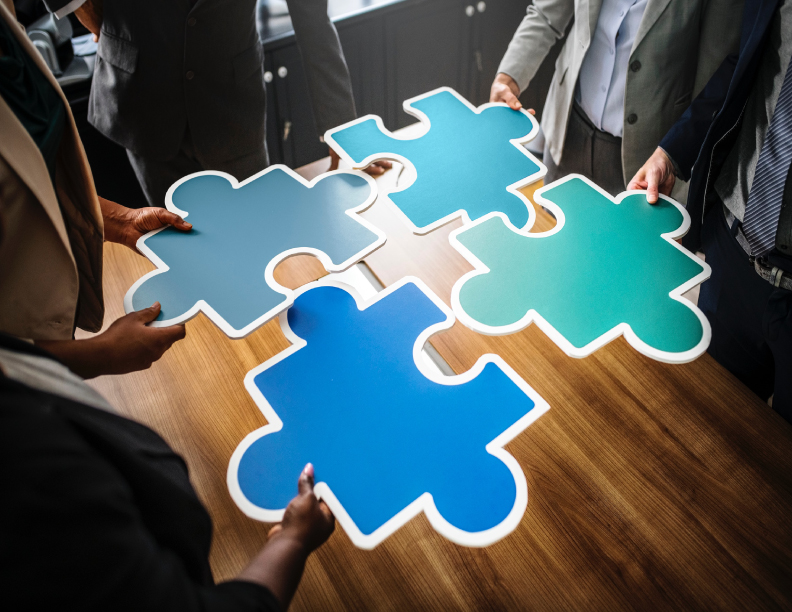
left=325, top=87, right=546, bottom=234
left=227, top=278, right=549, bottom=549
left=124, top=167, right=385, bottom=338
left=450, top=175, right=712, bottom=363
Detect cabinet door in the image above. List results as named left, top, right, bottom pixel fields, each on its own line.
left=270, top=44, right=328, bottom=169
left=385, top=0, right=474, bottom=129
left=264, top=51, right=283, bottom=165
left=336, top=14, right=388, bottom=120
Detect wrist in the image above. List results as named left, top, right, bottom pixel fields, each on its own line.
left=268, top=528, right=312, bottom=558
left=99, top=197, right=133, bottom=245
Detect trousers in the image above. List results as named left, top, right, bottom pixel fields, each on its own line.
left=698, top=203, right=792, bottom=422
left=543, top=102, right=625, bottom=196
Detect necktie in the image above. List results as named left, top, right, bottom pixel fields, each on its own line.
left=743, top=54, right=792, bottom=260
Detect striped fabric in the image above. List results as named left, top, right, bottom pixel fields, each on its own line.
left=743, top=54, right=792, bottom=259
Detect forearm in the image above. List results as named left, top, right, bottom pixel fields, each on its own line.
left=36, top=338, right=107, bottom=379
left=497, top=0, right=574, bottom=92
left=236, top=533, right=310, bottom=610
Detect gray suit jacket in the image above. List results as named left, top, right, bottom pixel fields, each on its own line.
left=45, top=0, right=356, bottom=165
left=498, top=0, right=743, bottom=188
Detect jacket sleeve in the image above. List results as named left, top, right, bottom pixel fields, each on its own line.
left=659, top=52, right=739, bottom=182
left=496, top=0, right=575, bottom=92
left=286, top=0, right=357, bottom=137
left=0, top=398, right=281, bottom=612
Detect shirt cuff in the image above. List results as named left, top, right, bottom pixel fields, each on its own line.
left=54, top=0, right=88, bottom=19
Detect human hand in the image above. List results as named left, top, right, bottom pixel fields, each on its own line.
left=91, top=303, right=186, bottom=375
left=490, top=73, right=534, bottom=115
left=100, top=197, right=192, bottom=253
left=328, top=146, right=392, bottom=176
left=627, top=147, right=676, bottom=204
left=74, top=0, right=104, bottom=42
left=268, top=464, right=335, bottom=553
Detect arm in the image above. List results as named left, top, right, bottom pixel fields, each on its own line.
left=237, top=464, right=335, bottom=608
left=494, top=0, right=575, bottom=100
left=2, top=399, right=330, bottom=611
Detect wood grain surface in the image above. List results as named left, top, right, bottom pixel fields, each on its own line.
left=81, top=158, right=792, bottom=611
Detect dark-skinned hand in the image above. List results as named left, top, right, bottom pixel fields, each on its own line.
left=100, top=197, right=192, bottom=253
left=328, top=146, right=393, bottom=176
left=268, top=463, right=335, bottom=553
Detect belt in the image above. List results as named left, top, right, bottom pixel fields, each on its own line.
left=723, top=206, right=792, bottom=290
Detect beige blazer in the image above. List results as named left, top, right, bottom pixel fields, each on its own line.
left=0, top=0, right=104, bottom=341
left=498, top=0, right=744, bottom=189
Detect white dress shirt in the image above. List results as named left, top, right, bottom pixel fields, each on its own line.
left=576, top=0, right=648, bottom=137
left=54, top=0, right=88, bottom=20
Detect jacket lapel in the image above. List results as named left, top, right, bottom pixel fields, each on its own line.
left=0, top=1, right=101, bottom=261
left=631, top=0, right=674, bottom=55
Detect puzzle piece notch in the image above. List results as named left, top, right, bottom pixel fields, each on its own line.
left=230, top=280, right=547, bottom=547
left=125, top=168, right=384, bottom=337
left=326, top=88, right=545, bottom=233
left=452, top=175, right=711, bottom=361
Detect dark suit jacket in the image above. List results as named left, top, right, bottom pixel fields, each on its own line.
left=659, top=0, right=780, bottom=251
left=0, top=334, right=280, bottom=611
left=44, top=0, right=356, bottom=165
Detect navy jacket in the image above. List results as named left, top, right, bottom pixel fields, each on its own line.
left=659, top=0, right=779, bottom=251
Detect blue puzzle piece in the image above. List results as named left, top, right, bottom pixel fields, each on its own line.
left=450, top=175, right=712, bottom=362
left=124, top=167, right=385, bottom=338
left=325, top=87, right=545, bottom=234
left=227, top=278, right=549, bottom=548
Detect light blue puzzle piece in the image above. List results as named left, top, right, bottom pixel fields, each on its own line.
left=451, top=175, right=712, bottom=363
left=227, top=278, right=549, bottom=549
left=124, top=167, right=385, bottom=338
left=325, top=87, right=545, bottom=234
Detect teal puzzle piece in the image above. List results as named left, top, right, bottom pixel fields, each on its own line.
left=124, top=167, right=384, bottom=338
left=325, top=87, right=545, bottom=234
left=451, top=176, right=712, bottom=363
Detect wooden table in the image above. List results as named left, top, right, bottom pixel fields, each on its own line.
left=83, top=156, right=792, bottom=610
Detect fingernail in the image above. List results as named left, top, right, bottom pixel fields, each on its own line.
left=305, top=463, right=314, bottom=477
left=185, top=222, right=193, bottom=229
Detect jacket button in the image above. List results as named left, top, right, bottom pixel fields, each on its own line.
left=630, top=60, right=641, bottom=72
left=188, top=17, right=197, bottom=26
left=627, top=113, right=638, bottom=124
left=186, top=70, right=195, bottom=80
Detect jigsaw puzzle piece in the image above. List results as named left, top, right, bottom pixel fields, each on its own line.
left=229, top=280, right=548, bottom=547
left=452, top=176, right=711, bottom=362
left=125, top=168, right=384, bottom=337
left=326, top=88, right=545, bottom=233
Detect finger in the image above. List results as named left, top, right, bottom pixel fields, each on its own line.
left=375, top=160, right=393, bottom=169
left=298, top=463, right=315, bottom=496
left=157, top=209, right=193, bottom=231
left=136, top=302, right=162, bottom=323
left=318, top=500, right=335, bottom=521
left=160, top=324, right=186, bottom=343
left=646, top=167, right=662, bottom=204
left=268, top=524, right=283, bottom=539
left=364, top=164, right=386, bottom=176
left=527, top=108, right=536, bottom=115
left=503, top=89, right=522, bottom=110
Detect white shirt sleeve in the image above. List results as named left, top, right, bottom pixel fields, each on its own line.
left=54, top=0, right=89, bottom=20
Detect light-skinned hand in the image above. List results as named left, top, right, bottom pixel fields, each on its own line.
left=490, top=73, right=535, bottom=115
left=627, top=147, right=677, bottom=204
left=100, top=197, right=192, bottom=253
left=268, top=463, right=335, bottom=553
left=328, top=146, right=392, bottom=176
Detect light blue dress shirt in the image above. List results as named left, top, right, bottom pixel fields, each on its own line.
left=576, top=0, right=649, bottom=138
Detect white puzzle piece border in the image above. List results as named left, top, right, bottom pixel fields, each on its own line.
left=123, top=166, right=386, bottom=339
left=227, top=276, right=550, bottom=549
left=449, top=174, right=713, bottom=364
left=324, top=86, right=547, bottom=235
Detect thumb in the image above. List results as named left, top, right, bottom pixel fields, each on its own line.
left=298, top=463, right=315, bottom=496
left=158, top=209, right=192, bottom=231
left=136, top=302, right=162, bottom=323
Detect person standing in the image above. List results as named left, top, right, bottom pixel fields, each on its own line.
left=43, top=0, right=388, bottom=209
left=629, top=0, right=792, bottom=421
left=490, top=0, right=743, bottom=197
